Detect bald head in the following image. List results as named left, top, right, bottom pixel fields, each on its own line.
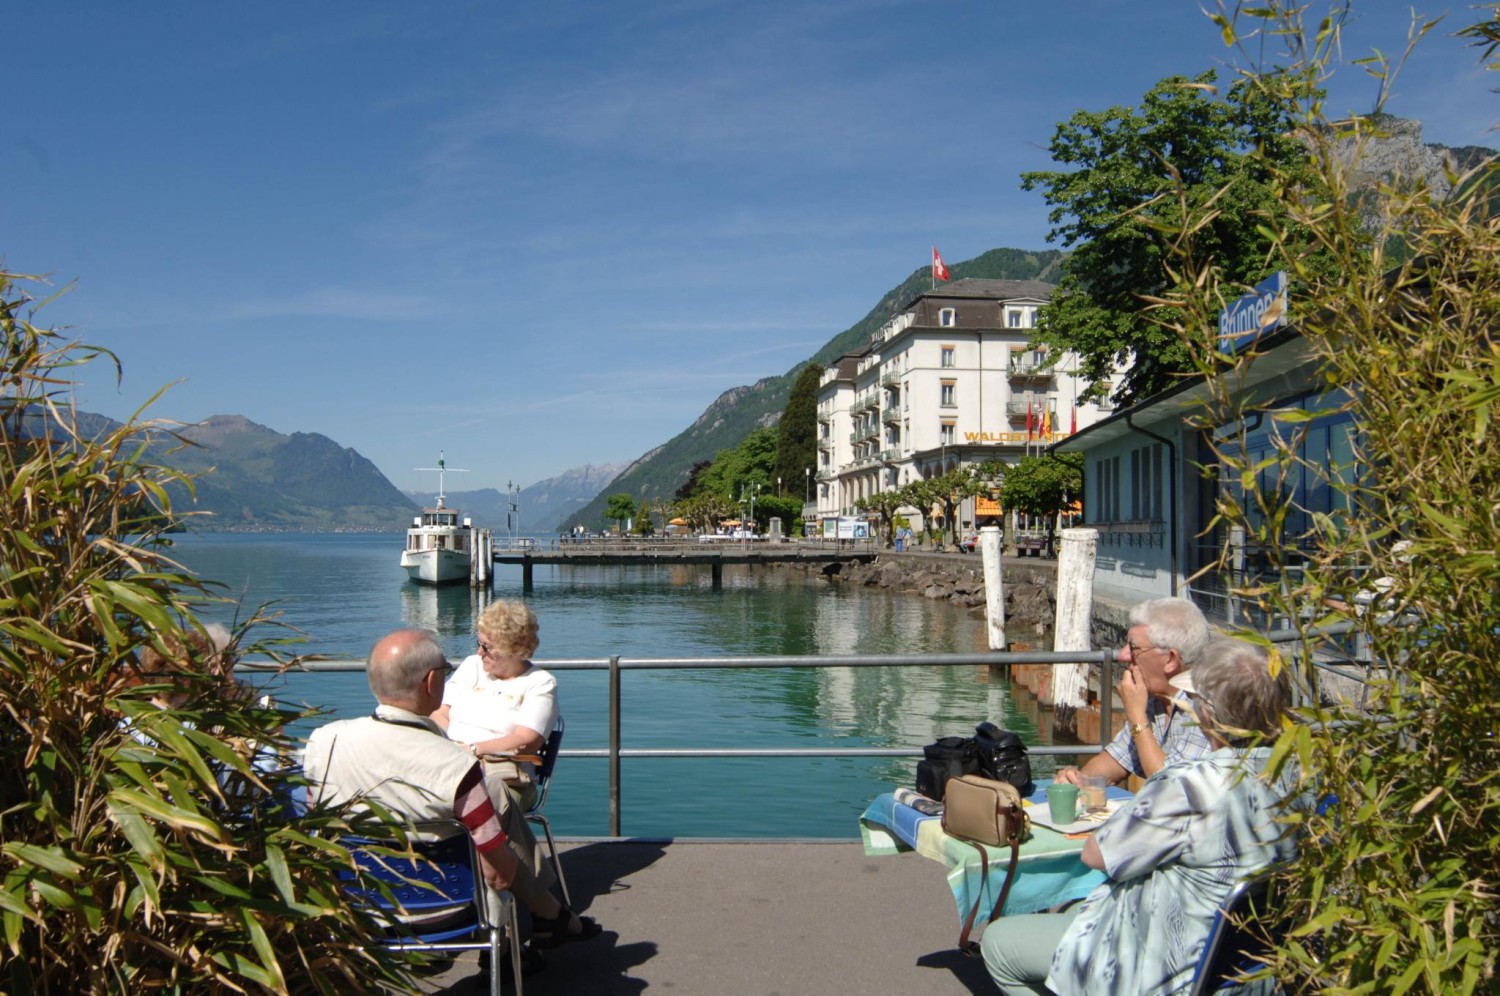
left=367, top=628, right=448, bottom=708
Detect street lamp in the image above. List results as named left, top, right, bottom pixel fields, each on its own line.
left=805, top=467, right=811, bottom=503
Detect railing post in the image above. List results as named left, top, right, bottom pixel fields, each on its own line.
left=1098, top=649, right=1114, bottom=751
left=609, top=654, right=622, bottom=837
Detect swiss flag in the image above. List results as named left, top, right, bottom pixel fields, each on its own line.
left=932, top=247, right=951, bottom=282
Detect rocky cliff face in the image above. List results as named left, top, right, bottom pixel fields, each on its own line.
left=1331, top=115, right=1495, bottom=199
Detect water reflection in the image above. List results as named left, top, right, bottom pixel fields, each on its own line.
left=165, top=537, right=1045, bottom=836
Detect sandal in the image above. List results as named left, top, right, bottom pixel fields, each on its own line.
left=530, top=907, right=603, bottom=948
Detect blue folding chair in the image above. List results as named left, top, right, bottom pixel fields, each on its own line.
left=341, top=819, right=525, bottom=995
left=1187, top=871, right=1278, bottom=996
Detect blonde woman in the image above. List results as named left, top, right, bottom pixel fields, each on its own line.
left=431, top=599, right=558, bottom=809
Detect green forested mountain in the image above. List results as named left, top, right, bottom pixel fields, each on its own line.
left=560, top=247, right=1064, bottom=531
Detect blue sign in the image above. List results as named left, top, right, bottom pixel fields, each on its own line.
left=1218, top=271, right=1288, bottom=354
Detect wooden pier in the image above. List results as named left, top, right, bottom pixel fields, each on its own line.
left=489, top=538, right=878, bottom=590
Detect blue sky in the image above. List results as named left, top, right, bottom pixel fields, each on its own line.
left=6, top=1, right=1494, bottom=495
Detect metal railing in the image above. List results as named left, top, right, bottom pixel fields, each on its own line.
left=250, top=631, right=1363, bottom=836
left=251, top=649, right=1121, bottom=836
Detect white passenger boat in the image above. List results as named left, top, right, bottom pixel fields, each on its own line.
left=400, top=454, right=472, bottom=586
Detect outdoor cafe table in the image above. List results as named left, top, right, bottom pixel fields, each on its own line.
left=859, top=780, right=1133, bottom=923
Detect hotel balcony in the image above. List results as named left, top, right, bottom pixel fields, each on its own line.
left=880, top=369, right=900, bottom=387
left=1006, top=399, right=1036, bottom=419
left=1008, top=359, right=1055, bottom=382
left=881, top=406, right=903, bottom=426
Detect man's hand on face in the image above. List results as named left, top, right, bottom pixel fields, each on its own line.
left=1117, top=663, right=1150, bottom=726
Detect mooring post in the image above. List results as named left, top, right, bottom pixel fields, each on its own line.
left=980, top=525, right=1006, bottom=653
left=1051, top=527, right=1099, bottom=740
left=522, top=557, right=533, bottom=593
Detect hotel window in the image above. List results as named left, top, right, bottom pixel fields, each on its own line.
left=939, top=308, right=956, bottom=327
left=940, top=421, right=956, bottom=445
left=940, top=380, right=956, bottom=406
left=941, top=345, right=955, bottom=368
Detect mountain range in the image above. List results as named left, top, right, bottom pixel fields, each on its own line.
left=41, top=119, right=1486, bottom=533
left=404, top=462, right=627, bottom=535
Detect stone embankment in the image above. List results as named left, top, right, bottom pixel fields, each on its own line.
left=786, top=551, right=1062, bottom=633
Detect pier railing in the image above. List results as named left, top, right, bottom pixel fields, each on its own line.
left=245, top=627, right=1358, bottom=835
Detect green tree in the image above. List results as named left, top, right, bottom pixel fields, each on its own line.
left=752, top=493, right=801, bottom=534
left=996, top=454, right=1083, bottom=519
left=921, top=467, right=983, bottom=546
left=856, top=490, right=908, bottom=547
left=676, top=492, right=737, bottom=534
left=773, top=363, right=823, bottom=498
left=1155, top=5, right=1500, bottom=991
left=604, top=492, right=636, bottom=534
left=1021, top=69, right=1321, bottom=404
left=0, top=273, right=415, bottom=992
left=694, top=426, right=778, bottom=501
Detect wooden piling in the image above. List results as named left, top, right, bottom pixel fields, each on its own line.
left=1051, top=527, right=1098, bottom=738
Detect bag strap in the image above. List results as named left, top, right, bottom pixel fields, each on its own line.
left=957, top=803, right=1026, bottom=956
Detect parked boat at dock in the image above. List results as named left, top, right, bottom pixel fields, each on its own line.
left=400, top=453, right=472, bottom=586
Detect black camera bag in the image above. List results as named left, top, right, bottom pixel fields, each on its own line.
left=974, top=722, right=1035, bottom=796
left=915, top=724, right=1034, bottom=802
left=915, top=736, right=979, bottom=802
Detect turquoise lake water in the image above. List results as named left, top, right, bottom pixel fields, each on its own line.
left=169, top=533, right=1049, bottom=838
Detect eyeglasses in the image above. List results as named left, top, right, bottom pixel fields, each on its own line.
left=477, top=640, right=497, bottom=657
left=427, top=661, right=454, bottom=680
left=1126, top=643, right=1162, bottom=659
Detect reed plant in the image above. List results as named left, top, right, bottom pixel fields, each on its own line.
left=1150, top=4, right=1500, bottom=991
left=0, top=272, right=416, bottom=993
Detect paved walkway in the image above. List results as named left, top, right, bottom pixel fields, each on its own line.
left=418, top=839, right=1001, bottom=995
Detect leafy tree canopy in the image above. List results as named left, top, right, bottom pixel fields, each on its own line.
left=692, top=426, right=778, bottom=501
left=1022, top=69, right=1323, bottom=404
left=992, top=454, right=1083, bottom=519
left=604, top=492, right=635, bottom=529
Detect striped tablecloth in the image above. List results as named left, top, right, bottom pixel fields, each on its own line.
left=859, top=781, right=1129, bottom=921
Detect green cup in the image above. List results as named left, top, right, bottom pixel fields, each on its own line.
left=1046, top=782, right=1081, bottom=824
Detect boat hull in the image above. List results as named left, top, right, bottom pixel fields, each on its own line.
left=400, top=547, right=471, bottom=586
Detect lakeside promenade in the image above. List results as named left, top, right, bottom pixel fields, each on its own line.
left=420, top=839, right=997, bottom=995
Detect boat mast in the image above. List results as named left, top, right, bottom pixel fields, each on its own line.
left=415, top=451, right=469, bottom=509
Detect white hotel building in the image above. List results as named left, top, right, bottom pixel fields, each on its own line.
left=812, top=278, right=1113, bottom=530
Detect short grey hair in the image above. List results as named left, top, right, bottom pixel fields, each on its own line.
left=1130, top=597, right=1211, bottom=666
left=367, top=629, right=447, bottom=702
left=1190, top=638, right=1291, bottom=744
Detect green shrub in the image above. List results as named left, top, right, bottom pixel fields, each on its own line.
left=1154, top=5, right=1500, bottom=991
left=0, top=273, right=416, bottom=993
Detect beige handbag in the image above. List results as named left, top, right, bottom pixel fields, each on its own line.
left=941, top=774, right=1032, bottom=954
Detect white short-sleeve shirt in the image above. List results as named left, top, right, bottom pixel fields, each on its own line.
left=442, top=655, right=559, bottom=745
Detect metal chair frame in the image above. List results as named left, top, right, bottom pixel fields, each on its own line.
left=341, top=819, right=525, bottom=995
left=525, top=716, right=570, bottom=908
left=1187, top=870, right=1277, bottom=996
